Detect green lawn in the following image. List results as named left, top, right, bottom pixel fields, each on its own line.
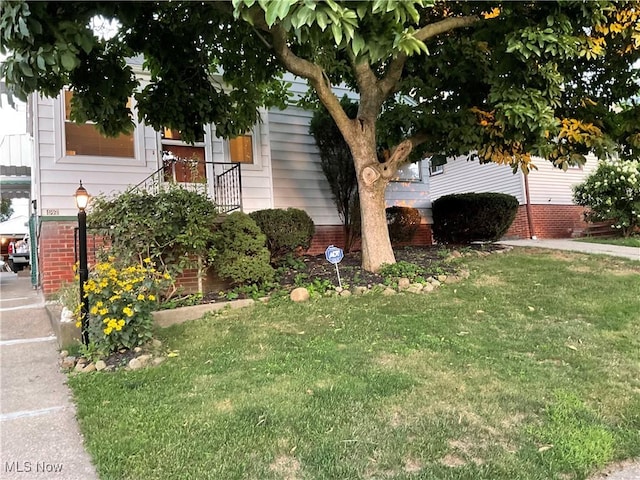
left=68, top=250, right=640, bottom=480
left=575, top=236, right=640, bottom=248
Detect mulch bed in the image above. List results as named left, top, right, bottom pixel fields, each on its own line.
left=201, top=244, right=505, bottom=302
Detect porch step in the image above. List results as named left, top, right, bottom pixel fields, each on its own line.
left=580, top=221, right=616, bottom=238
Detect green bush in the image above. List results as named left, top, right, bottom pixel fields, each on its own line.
left=213, top=212, right=275, bottom=286
left=249, top=208, right=315, bottom=259
left=88, top=185, right=218, bottom=293
left=386, top=206, right=421, bottom=243
left=573, top=159, right=640, bottom=237
left=432, top=192, right=519, bottom=244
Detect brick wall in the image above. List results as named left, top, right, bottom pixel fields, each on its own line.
left=307, top=224, right=432, bottom=255
left=505, top=205, right=588, bottom=239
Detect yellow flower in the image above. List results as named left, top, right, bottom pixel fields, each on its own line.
left=99, top=308, right=108, bottom=316
left=144, top=257, right=152, bottom=264
left=75, top=321, right=82, bottom=328
left=104, top=326, right=113, bottom=335
left=118, top=319, right=125, bottom=327
left=163, top=273, right=171, bottom=280
left=123, top=306, right=134, bottom=317
left=148, top=294, right=156, bottom=301
left=90, top=306, right=99, bottom=315
left=137, top=294, right=145, bottom=301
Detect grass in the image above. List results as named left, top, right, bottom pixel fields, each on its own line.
left=575, top=236, right=640, bottom=248
left=68, top=249, right=640, bottom=480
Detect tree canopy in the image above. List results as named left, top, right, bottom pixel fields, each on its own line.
left=2, top=0, right=639, bottom=271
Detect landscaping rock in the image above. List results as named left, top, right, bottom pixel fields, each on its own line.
left=137, top=354, right=152, bottom=367
left=340, top=290, right=352, bottom=297
left=335, top=287, right=344, bottom=294
left=353, top=286, right=369, bottom=296
left=451, top=250, right=463, bottom=258
left=128, top=358, right=143, bottom=370
left=82, top=363, right=96, bottom=373
left=382, top=288, right=397, bottom=296
left=95, top=360, right=107, bottom=371
left=61, top=356, right=76, bottom=370
left=398, top=278, right=411, bottom=290
left=74, top=361, right=86, bottom=372
left=410, top=283, right=424, bottom=292
left=152, top=339, right=163, bottom=348
left=134, top=346, right=143, bottom=353
left=406, top=286, right=421, bottom=294
left=459, top=269, right=471, bottom=279
left=437, top=275, right=448, bottom=283
left=422, top=283, right=435, bottom=293
left=290, top=287, right=310, bottom=303
left=59, top=350, right=69, bottom=359
left=430, top=279, right=441, bottom=287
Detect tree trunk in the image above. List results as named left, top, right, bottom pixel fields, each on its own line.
left=348, top=126, right=396, bottom=272
left=358, top=177, right=395, bottom=272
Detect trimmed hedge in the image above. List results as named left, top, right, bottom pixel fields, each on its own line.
left=386, top=206, right=421, bottom=243
left=432, top=193, right=519, bottom=244
left=212, top=212, right=275, bottom=286
left=249, top=208, right=315, bottom=259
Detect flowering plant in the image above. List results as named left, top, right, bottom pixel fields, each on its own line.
left=78, top=259, right=172, bottom=353
left=573, top=159, right=640, bottom=237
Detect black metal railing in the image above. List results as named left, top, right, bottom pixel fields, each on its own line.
left=132, top=160, right=242, bottom=213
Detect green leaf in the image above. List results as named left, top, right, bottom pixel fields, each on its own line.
left=60, top=52, right=76, bottom=71
left=331, top=23, right=343, bottom=45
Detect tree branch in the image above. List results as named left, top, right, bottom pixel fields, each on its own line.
left=388, top=131, right=430, bottom=166
left=415, top=15, right=480, bottom=42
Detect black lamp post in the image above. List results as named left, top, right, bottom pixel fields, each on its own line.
left=75, top=181, right=90, bottom=346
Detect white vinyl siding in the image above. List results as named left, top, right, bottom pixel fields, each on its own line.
left=429, top=156, right=525, bottom=204
left=525, top=155, right=596, bottom=205
left=268, top=106, right=340, bottom=225
left=33, top=94, right=159, bottom=217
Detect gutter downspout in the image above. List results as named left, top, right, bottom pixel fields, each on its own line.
left=523, top=171, right=536, bottom=239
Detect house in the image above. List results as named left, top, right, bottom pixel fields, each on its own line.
left=28, top=69, right=433, bottom=296
left=428, top=154, right=596, bottom=240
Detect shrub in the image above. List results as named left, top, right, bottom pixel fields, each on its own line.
left=81, top=259, right=172, bottom=353
left=88, top=185, right=218, bottom=293
left=432, top=192, right=519, bottom=244
left=249, top=208, right=315, bottom=260
left=573, top=159, right=640, bottom=237
left=213, top=212, right=275, bottom=286
left=379, top=261, right=425, bottom=284
left=386, top=206, right=421, bottom=243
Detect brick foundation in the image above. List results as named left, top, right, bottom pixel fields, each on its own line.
left=505, top=205, right=588, bottom=239
left=307, top=224, right=432, bottom=255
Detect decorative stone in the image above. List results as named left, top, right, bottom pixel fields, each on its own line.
left=61, top=356, right=76, bottom=370
left=398, top=278, right=411, bottom=290
left=74, top=361, right=86, bottom=372
left=422, top=283, right=435, bottom=293
left=451, top=250, right=463, bottom=258
left=340, top=290, right=352, bottom=297
left=430, top=279, right=441, bottom=287
left=137, top=354, right=152, bottom=367
left=382, top=288, right=397, bottom=296
left=95, top=360, right=107, bottom=371
left=152, top=339, right=163, bottom=348
left=409, top=283, right=424, bottom=292
left=406, top=286, right=421, bottom=294
left=335, top=286, right=344, bottom=294
left=437, top=275, right=448, bottom=283
left=59, top=350, right=69, bottom=359
left=82, top=363, right=96, bottom=373
left=290, top=287, right=310, bottom=303
left=134, top=347, right=143, bottom=353
left=128, top=358, right=143, bottom=370
left=353, top=286, right=368, bottom=296
left=459, top=269, right=470, bottom=279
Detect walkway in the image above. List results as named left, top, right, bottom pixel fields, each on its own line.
left=0, top=271, right=97, bottom=480
left=499, top=238, right=640, bottom=261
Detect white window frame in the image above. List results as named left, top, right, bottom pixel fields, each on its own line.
left=54, top=89, right=145, bottom=166
left=429, top=163, right=445, bottom=176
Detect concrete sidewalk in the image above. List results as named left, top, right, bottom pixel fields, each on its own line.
left=0, top=271, right=97, bottom=480
left=499, top=238, right=640, bottom=261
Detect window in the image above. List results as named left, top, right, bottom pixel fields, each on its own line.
left=429, top=163, right=444, bottom=176
left=229, top=134, right=253, bottom=164
left=161, top=128, right=206, bottom=183
left=392, top=160, right=422, bottom=182
left=64, top=91, right=134, bottom=158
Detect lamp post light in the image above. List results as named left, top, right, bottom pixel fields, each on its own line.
left=75, top=181, right=90, bottom=346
